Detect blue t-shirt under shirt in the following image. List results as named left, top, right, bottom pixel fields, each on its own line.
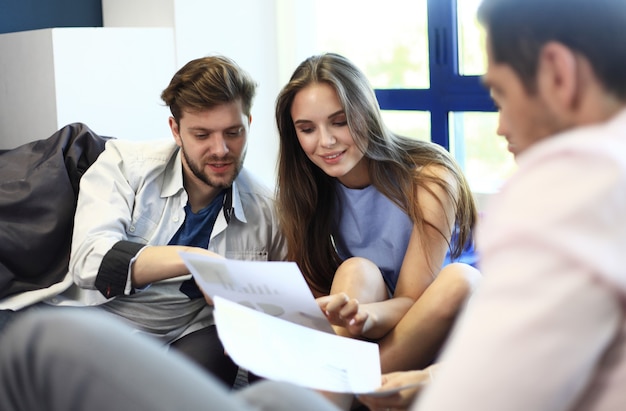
left=169, top=190, right=225, bottom=298
left=169, top=191, right=225, bottom=249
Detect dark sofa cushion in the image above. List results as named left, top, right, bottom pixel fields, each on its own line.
left=0, top=123, right=110, bottom=299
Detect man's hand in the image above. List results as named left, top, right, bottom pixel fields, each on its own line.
left=357, top=368, right=433, bottom=411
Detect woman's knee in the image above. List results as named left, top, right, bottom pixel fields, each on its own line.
left=332, top=257, right=387, bottom=301
left=440, top=262, right=482, bottom=292
left=430, top=263, right=482, bottom=317
left=335, top=257, right=379, bottom=279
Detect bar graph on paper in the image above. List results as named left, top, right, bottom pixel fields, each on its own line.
left=219, top=280, right=281, bottom=296
left=191, top=259, right=280, bottom=295
left=178, top=252, right=335, bottom=333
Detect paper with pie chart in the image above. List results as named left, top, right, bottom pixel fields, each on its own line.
left=179, top=252, right=384, bottom=393
left=179, top=252, right=335, bottom=334
left=212, top=295, right=383, bottom=393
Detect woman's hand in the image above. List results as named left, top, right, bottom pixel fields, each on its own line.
left=357, top=368, right=433, bottom=411
left=316, top=293, right=371, bottom=336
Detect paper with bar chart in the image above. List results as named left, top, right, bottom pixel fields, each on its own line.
left=178, top=252, right=383, bottom=393
left=178, top=252, right=335, bottom=333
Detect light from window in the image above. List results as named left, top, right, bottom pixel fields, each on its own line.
left=449, top=112, right=516, bottom=193
left=313, top=0, right=429, bottom=89
left=381, top=110, right=431, bottom=142
left=457, top=0, right=487, bottom=76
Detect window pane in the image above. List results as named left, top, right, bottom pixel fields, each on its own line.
left=449, top=112, right=516, bottom=193
left=382, top=110, right=431, bottom=142
left=313, top=0, right=429, bottom=89
left=457, top=0, right=487, bottom=76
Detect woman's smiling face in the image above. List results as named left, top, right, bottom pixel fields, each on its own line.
left=290, top=82, right=369, bottom=188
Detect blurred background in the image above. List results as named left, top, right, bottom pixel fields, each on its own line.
left=0, top=0, right=515, bottom=207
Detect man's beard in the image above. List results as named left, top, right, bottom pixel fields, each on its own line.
left=183, top=148, right=244, bottom=189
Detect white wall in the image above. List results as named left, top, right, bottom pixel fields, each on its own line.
left=102, top=0, right=174, bottom=27
left=1, top=0, right=294, bottom=189
left=0, top=30, right=58, bottom=149
left=0, top=27, right=175, bottom=148
left=52, top=28, right=175, bottom=141
left=275, top=0, right=317, bottom=85
left=173, top=0, right=281, bottom=189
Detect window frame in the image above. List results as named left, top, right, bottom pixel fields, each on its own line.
left=373, top=0, right=495, bottom=151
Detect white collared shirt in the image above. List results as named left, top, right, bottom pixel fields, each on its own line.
left=1, top=139, right=286, bottom=341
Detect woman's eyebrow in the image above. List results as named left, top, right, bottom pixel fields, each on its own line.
left=327, top=110, right=345, bottom=119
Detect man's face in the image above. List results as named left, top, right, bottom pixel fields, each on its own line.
left=483, top=37, right=563, bottom=158
left=170, top=100, right=249, bottom=190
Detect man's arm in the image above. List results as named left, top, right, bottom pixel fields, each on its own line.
left=69, top=141, right=219, bottom=300
left=130, top=245, right=220, bottom=287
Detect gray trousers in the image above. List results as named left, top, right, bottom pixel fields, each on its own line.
left=0, top=308, right=340, bottom=411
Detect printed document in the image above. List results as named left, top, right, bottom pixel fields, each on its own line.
left=180, top=252, right=401, bottom=394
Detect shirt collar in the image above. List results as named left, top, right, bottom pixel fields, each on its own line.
left=228, top=178, right=247, bottom=223
left=161, top=147, right=185, bottom=198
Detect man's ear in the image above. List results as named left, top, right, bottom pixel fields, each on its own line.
left=537, top=41, right=579, bottom=114
left=168, top=116, right=183, bottom=147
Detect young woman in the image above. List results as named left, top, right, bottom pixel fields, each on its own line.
left=275, top=53, right=481, bottom=373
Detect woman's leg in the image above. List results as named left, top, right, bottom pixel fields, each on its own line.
left=329, top=257, right=388, bottom=338
left=331, top=257, right=389, bottom=302
left=328, top=258, right=481, bottom=372
left=379, top=263, right=482, bottom=372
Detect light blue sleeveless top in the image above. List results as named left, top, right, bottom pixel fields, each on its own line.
left=332, top=183, right=412, bottom=292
